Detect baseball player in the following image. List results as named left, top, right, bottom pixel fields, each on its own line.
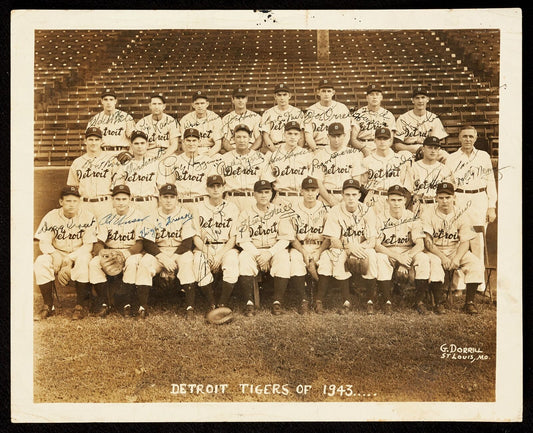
left=218, top=124, right=273, bottom=212
left=350, top=84, right=397, bottom=157
left=288, top=177, right=330, bottom=314
left=191, top=175, right=241, bottom=309
left=394, top=86, right=448, bottom=159
left=374, top=185, right=430, bottom=315
left=236, top=180, right=295, bottom=316
left=311, top=122, right=365, bottom=207
left=422, top=182, right=485, bottom=314
left=411, top=136, right=455, bottom=216
left=179, top=91, right=223, bottom=157
left=114, top=130, right=162, bottom=218
left=67, top=127, right=121, bottom=220
left=267, top=121, right=312, bottom=209
left=87, top=88, right=135, bottom=151
left=34, top=186, right=97, bottom=320
left=315, top=179, right=378, bottom=314
left=136, top=183, right=197, bottom=319
left=361, top=127, right=414, bottom=216
left=221, top=87, right=262, bottom=152
left=260, top=83, right=305, bottom=152
left=304, top=79, right=351, bottom=151
left=134, top=93, right=180, bottom=159
left=89, top=185, right=144, bottom=318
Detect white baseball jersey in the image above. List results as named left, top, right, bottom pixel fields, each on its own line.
left=195, top=200, right=240, bottom=244
left=267, top=146, right=312, bottom=193
left=67, top=152, right=120, bottom=198
left=362, top=149, right=414, bottom=192
left=290, top=199, right=329, bottom=243
left=411, top=160, right=454, bottom=198
left=87, top=109, right=134, bottom=149
left=311, top=146, right=365, bottom=191
left=304, top=101, right=351, bottom=145
left=180, top=110, right=223, bottom=152
left=115, top=157, right=161, bottom=198
left=140, top=206, right=196, bottom=251
left=218, top=150, right=273, bottom=192
left=221, top=110, right=261, bottom=147
left=260, top=105, right=304, bottom=144
left=395, top=110, right=448, bottom=144
left=35, top=208, right=97, bottom=254
left=97, top=205, right=145, bottom=249
left=351, top=106, right=397, bottom=141
left=323, top=202, right=377, bottom=245
left=376, top=208, right=424, bottom=248
left=135, top=113, right=180, bottom=153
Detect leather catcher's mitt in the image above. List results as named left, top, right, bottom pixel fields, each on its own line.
left=57, top=264, right=72, bottom=286
left=206, top=306, right=234, bottom=325
left=116, top=151, right=134, bottom=165
left=307, top=259, right=319, bottom=281
left=100, top=250, right=126, bottom=276
left=346, top=255, right=369, bottom=276
left=392, top=262, right=415, bottom=285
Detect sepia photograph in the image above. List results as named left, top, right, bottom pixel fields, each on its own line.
left=11, top=9, right=521, bottom=422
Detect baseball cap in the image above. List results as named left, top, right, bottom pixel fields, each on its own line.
left=412, top=86, right=429, bottom=97
left=328, top=122, right=344, bottom=136
left=284, top=121, right=301, bottom=132
left=85, top=127, right=102, bottom=138
left=232, top=87, right=247, bottom=97
left=192, top=90, right=208, bottom=101
left=366, top=83, right=382, bottom=94
left=151, top=93, right=166, bottom=103
left=342, top=179, right=361, bottom=191
left=159, top=184, right=177, bottom=196
left=101, top=88, right=116, bottom=98
left=112, top=184, right=131, bottom=196
left=234, top=124, right=252, bottom=135
left=318, top=79, right=334, bottom=89
left=207, top=175, right=225, bottom=187
left=60, top=185, right=80, bottom=198
left=387, top=185, right=408, bottom=197
left=183, top=128, right=200, bottom=139
left=375, top=127, right=392, bottom=139
left=301, top=177, right=319, bottom=189
left=423, top=136, right=441, bottom=147
left=254, top=180, right=272, bottom=192
left=436, top=182, right=454, bottom=195
left=131, top=130, right=148, bottom=142
left=274, top=83, right=291, bottom=93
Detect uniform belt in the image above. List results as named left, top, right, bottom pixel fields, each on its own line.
left=326, top=189, right=342, bottom=194
left=82, top=196, right=110, bottom=202
left=315, top=143, right=328, bottom=146
left=274, top=141, right=285, bottom=145
left=371, top=190, right=388, bottom=196
left=303, top=239, right=322, bottom=245
left=277, top=191, right=300, bottom=197
left=205, top=241, right=224, bottom=245
left=420, top=197, right=436, bottom=204
left=455, top=187, right=487, bottom=194
left=359, top=138, right=375, bottom=142
left=103, top=146, right=128, bottom=152
left=131, top=196, right=155, bottom=202
left=178, top=196, right=206, bottom=203
left=226, top=191, right=254, bottom=197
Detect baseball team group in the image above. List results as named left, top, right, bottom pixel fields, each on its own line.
left=34, top=80, right=497, bottom=321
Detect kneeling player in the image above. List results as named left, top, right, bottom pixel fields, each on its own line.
left=374, top=185, right=430, bottom=314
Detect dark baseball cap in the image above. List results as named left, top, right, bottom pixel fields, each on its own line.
left=387, top=185, right=408, bottom=198
left=328, top=122, right=345, bottom=136
left=301, top=177, right=319, bottom=189
left=423, top=136, right=441, bottom=147
left=60, top=185, right=80, bottom=198
left=151, top=93, right=166, bottom=103
left=254, top=180, right=272, bottom=192
left=342, top=179, right=361, bottom=191
left=284, top=121, right=301, bottom=132
left=112, top=184, right=131, bottom=196
left=274, top=83, right=291, bottom=93
left=131, top=130, right=148, bottom=142
left=207, top=175, right=225, bottom=187
left=318, top=79, right=334, bottom=89
left=375, top=127, right=392, bottom=139
left=413, top=86, right=429, bottom=97
left=159, top=183, right=177, bottom=196
left=232, top=87, right=247, bottom=97
left=366, top=83, right=382, bottom=94
left=234, top=124, right=252, bottom=135
left=436, top=182, right=454, bottom=195
left=183, top=128, right=200, bottom=139
left=101, top=88, right=116, bottom=98
left=85, top=127, right=102, bottom=138
left=192, top=90, right=208, bottom=101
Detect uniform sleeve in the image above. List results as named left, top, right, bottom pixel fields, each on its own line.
left=350, top=151, right=366, bottom=177
left=363, top=207, right=378, bottom=240
left=34, top=211, right=56, bottom=252
left=431, top=116, right=448, bottom=140
left=260, top=110, right=272, bottom=134
left=457, top=213, right=477, bottom=243
left=139, top=216, right=156, bottom=242
left=180, top=210, right=197, bottom=240
left=322, top=212, right=341, bottom=239
left=395, top=114, right=408, bottom=142
left=340, top=104, right=352, bottom=135
left=236, top=211, right=252, bottom=245
left=259, top=154, right=276, bottom=183
left=252, top=114, right=261, bottom=140
left=81, top=212, right=98, bottom=245
left=310, top=153, right=325, bottom=181
left=421, top=209, right=434, bottom=236
left=483, top=152, right=497, bottom=208
left=303, top=107, right=314, bottom=134
left=169, top=116, right=180, bottom=140
left=156, top=155, right=178, bottom=186
left=97, top=222, right=110, bottom=243
left=67, top=162, right=79, bottom=186
left=410, top=218, right=425, bottom=241
left=212, top=115, right=223, bottom=141
left=221, top=113, right=232, bottom=140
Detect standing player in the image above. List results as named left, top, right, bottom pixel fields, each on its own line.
left=179, top=91, right=223, bottom=157
left=422, top=182, right=485, bottom=314
left=236, top=180, right=295, bottom=316
left=374, top=185, right=430, bottom=315
left=135, top=93, right=180, bottom=159
left=221, top=87, right=262, bottom=152
left=67, top=127, right=120, bottom=220
left=260, top=83, right=305, bottom=152
left=315, top=179, right=378, bottom=314
left=34, top=186, right=97, bottom=320
left=289, top=177, right=330, bottom=314
left=350, top=84, right=397, bottom=157
left=394, top=86, right=448, bottom=158
left=87, top=88, right=135, bottom=151
left=304, top=79, right=351, bottom=151
left=311, top=122, right=365, bottom=207
left=89, top=185, right=144, bottom=318
left=136, top=183, right=196, bottom=319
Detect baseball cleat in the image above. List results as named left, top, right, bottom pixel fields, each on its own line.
left=36, top=305, right=54, bottom=321
left=383, top=303, right=392, bottom=315
left=314, top=300, right=325, bottom=314
left=464, top=302, right=479, bottom=315
left=416, top=302, right=429, bottom=315
left=185, top=308, right=195, bottom=320
left=435, top=303, right=446, bottom=315
left=366, top=302, right=375, bottom=315
left=298, top=300, right=309, bottom=315
left=95, top=304, right=110, bottom=318
left=71, top=305, right=85, bottom=321
left=244, top=304, right=255, bottom=317
left=271, top=302, right=282, bottom=316
left=123, top=305, right=132, bottom=318
left=138, top=308, right=147, bottom=320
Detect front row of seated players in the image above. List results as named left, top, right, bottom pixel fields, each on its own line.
left=34, top=176, right=485, bottom=320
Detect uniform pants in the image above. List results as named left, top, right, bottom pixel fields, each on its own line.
left=289, top=244, right=325, bottom=277
left=427, top=250, right=484, bottom=284
left=376, top=247, right=430, bottom=281
left=239, top=248, right=291, bottom=278
left=89, top=250, right=142, bottom=284
left=34, top=250, right=92, bottom=285
left=317, top=247, right=377, bottom=280
left=193, top=247, right=240, bottom=287
left=136, top=251, right=195, bottom=286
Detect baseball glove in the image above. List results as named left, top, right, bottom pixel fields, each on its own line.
left=346, top=255, right=369, bottom=276
left=392, top=262, right=415, bottom=285
left=100, top=250, right=126, bottom=276
left=307, top=259, right=319, bottom=281
left=206, top=306, right=234, bottom=325
left=158, top=270, right=176, bottom=291
left=57, top=264, right=72, bottom=286
left=415, top=146, right=424, bottom=161
left=116, top=151, right=134, bottom=165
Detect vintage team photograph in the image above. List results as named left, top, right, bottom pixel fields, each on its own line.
left=11, top=9, right=522, bottom=422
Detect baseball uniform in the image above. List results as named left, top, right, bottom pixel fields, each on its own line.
left=180, top=110, right=223, bottom=156
left=260, top=105, right=305, bottom=146
left=221, top=110, right=261, bottom=149
left=395, top=109, right=448, bottom=145
left=411, top=160, right=454, bottom=215
left=87, top=109, right=134, bottom=150
left=135, top=113, right=180, bottom=159
left=304, top=101, right=351, bottom=148
left=351, top=106, right=397, bottom=152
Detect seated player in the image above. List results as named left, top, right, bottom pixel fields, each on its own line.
left=422, top=182, right=485, bottom=315
left=374, top=185, right=430, bottom=315
left=136, top=183, right=196, bottom=319
left=236, top=180, right=295, bottom=316
left=315, top=179, right=378, bottom=314
left=33, top=186, right=97, bottom=320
